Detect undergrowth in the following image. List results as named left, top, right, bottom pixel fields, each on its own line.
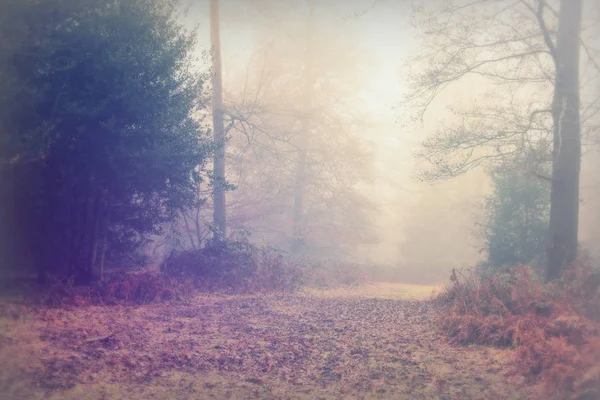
left=160, top=237, right=366, bottom=293
left=31, top=237, right=367, bottom=307
left=160, top=243, right=305, bottom=293
left=435, top=263, right=600, bottom=398
left=35, top=271, right=194, bottom=307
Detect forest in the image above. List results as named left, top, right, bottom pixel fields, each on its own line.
left=0, top=0, right=599, bottom=399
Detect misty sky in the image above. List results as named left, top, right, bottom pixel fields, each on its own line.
left=184, top=0, right=420, bottom=155
left=178, top=1, right=429, bottom=263
left=173, top=0, right=600, bottom=268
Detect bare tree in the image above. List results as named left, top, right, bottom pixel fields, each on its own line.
left=171, top=0, right=380, bottom=258
left=210, top=0, right=226, bottom=242
left=405, top=0, right=597, bottom=280
left=292, top=0, right=316, bottom=253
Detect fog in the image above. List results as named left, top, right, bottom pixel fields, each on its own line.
left=6, top=0, right=594, bottom=284
left=136, top=0, right=592, bottom=283
left=2, top=1, right=600, bottom=398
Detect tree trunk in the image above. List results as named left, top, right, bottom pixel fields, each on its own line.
left=210, top=0, right=226, bottom=244
left=99, top=195, right=111, bottom=284
left=194, top=207, right=203, bottom=248
left=181, top=210, right=198, bottom=250
left=90, top=192, right=102, bottom=281
left=83, top=194, right=98, bottom=284
left=292, top=0, right=316, bottom=253
left=67, top=187, right=83, bottom=277
left=546, top=0, right=583, bottom=282
left=76, top=174, right=98, bottom=284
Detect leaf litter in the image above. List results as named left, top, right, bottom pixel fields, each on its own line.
left=0, top=284, right=540, bottom=399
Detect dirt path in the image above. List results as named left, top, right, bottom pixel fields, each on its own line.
left=0, top=284, right=539, bottom=400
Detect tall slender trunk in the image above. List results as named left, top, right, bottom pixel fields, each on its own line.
left=85, top=187, right=100, bottom=283
left=546, top=0, right=583, bottom=281
left=75, top=178, right=93, bottom=284
left=67, top=185, right=82, bottom=277
left=210, top=0, right=226, bottom=243
left=99, top=195, right=111, bottom=284
left=194, top=206, right=203, bottom=248
left=76, top=173, right=99, bottom=284
left=90, top=202, right=101, bottom=279
left=292, top=0, right=316, bottom=253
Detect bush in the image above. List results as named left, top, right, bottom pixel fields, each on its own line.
left=435, top=263, right=600, bottom=397
left=34, top=271, right=194, bottom=307
left=160, top=239, right=305, bottom=293
left=159, top=234, right=368, bottom=292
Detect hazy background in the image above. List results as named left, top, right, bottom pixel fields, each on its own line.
left=154, top=0, right=600, bottom=282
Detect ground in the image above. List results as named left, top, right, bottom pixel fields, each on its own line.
left=0, top=283, right=541, bottom=400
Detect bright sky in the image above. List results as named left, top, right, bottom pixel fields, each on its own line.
left=185, top=0, right=418, bottom=120
left=184, top=0, right=423, bottom=185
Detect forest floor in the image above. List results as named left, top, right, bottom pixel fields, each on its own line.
left=0, top=282, right=542, bottom=400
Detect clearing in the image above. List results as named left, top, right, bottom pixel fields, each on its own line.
left=0, top=283, right=540, bottom=400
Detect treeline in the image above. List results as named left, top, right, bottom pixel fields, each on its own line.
left=404, top=0, right=598, bottom=281
left=0, top=0, right=378, bottom=285
left=0, top=0, right=213, bottom=283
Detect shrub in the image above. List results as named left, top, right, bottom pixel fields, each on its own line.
left=435, top=263, right=600, bottom=397
left=159, top=234, right=367, bottom=292
left=34, top=271, right=194, bottom=307
left=160, top=239, right=306, bottom=293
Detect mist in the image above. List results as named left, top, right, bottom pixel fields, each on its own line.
left=156, top=0, right=599, bottom=282
left=1, top=1, right=599, bottom=398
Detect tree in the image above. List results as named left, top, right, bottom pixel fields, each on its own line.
left=546, top=0, right=582, bottom=281
left=480, top=164, right=550, bottom=270
left=405, top=0, right=595, bottom=281
left=0, top=0, right=212, bottom=283
left=183, top=0, right=379, bottom=259
left=291, top=0, right=315, bottom=253
left=210, top=0, right=227, bottom=244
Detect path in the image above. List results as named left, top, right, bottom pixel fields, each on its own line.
left=0, top=283, right=538, bottom=399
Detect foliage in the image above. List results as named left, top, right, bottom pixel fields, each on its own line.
left=210, top=0, right=379, bottom=257
left=28, top=233, right=368, bottom=308
left=479, top=167, right=550, bottom=271
left=0, top=0, right=212, bottom=283
left=436, top=263, right=600, bottom=397
left=160, top=235, right=306, bottom=293
left=405, top=0, right=592, bottom=281
left=159, top=230, right=367, bottom=292
left=34, top=271, right=194, bottom=307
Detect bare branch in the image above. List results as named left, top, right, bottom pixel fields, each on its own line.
left=527, top=0, right=558, bottom=67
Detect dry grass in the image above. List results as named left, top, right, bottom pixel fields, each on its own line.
left=302, top=282, right=443, bottom=300
left=435, top=264, right=600, bottom=399
left=0, top=283, right=539, bottom=400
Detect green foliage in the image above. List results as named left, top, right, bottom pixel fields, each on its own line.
left=0, top=0, right=212, bottom=282
left=480, top=167, right=550, bottom=271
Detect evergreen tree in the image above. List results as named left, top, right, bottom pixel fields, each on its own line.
left=0, top=0, right=212, bottom=283
left=481, top=167, right=550, bottom=271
